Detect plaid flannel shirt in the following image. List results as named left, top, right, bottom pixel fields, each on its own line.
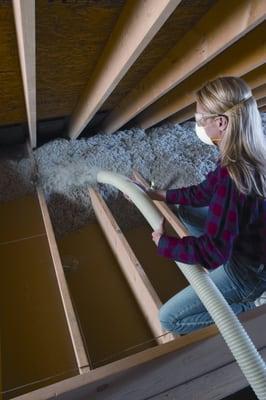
left=157, top=164, right=266, bottom=270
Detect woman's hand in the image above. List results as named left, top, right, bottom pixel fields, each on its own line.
left=152, top=218, right=165, bottom=246
left=123, top=172, right=166, bottom=202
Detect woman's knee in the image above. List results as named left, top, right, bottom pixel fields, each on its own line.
left=159, top=303, right=178, bottom=331
left=159, top=303, right=171, bottom=326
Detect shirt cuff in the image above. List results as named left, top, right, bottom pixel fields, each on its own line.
left=157, top=234, right=171, bottom=258
left=166, top=189, right=178, bottom=204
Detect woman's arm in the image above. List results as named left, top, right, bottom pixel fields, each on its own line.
left=147, top=189, right=166, bottom=201
left=165, top=165, right=220, bottom=207
left=157, top=168, right=242, bottom=270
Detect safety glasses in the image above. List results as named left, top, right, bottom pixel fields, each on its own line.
left=195, top=112, right=221, bottom=127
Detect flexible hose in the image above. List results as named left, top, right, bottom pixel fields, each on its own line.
left=97, top=170, right=266, bottom=400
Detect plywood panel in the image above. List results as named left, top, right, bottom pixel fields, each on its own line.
left=13, top=307, right=265, bottom=400
left=0, top=235, right=77, bottom=399
left=0, top=2, right=26, bottom=126
left=57, top=223, right=155, bottom=369
left=0, top=195, right=45, bottom=244
left=36, top=0, right=125, bottom=120
left=124, top=224, right=188, bottom=304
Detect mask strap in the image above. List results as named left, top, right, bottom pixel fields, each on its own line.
left=224, top=94, right=253, bottom=114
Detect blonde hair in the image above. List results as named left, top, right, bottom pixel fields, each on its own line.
left=196, top=76, right=266, bottom=198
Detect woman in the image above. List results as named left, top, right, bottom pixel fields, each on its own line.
left=135, top=76, right=266, bottom=335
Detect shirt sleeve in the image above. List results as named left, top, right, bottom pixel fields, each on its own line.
left=166, top=165, right=220, bottom=207
left=158, top=167, right=242, bottom=270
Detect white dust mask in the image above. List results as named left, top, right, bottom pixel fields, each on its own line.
left=195, top=124, right=214, bottom=146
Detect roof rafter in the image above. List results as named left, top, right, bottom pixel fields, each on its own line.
left=99, top=0, right=265, bottom=134
left=67, top=0, right=181, bottom=139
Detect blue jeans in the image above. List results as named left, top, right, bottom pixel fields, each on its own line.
left=159, top=205, right=266, bottom=335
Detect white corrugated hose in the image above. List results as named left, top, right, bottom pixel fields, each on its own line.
left=97, top=170, right=266, bottom=400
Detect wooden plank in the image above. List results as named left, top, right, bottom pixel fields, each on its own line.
left=243, top=64, right=266, bottom=90
left=89, top=188, right=175, bottom=344
left=67, top=0, right=181, bottom=139
left=100, top=0, right=217, bottom=114
left=136, top=23, right=265, bottom=129
left=99, top=0, right=265, bottom=134
left=151, top=348, right=266, bottom=400
left=170, top=76, right=266, bottom=125
left=258, top=97, right=266, bottom=108
left=253, top=83, right=266, bottom=100
left=12, top=0, right=36, bottom=148
left=12, top=306, right=266, bottom=400
left=167, top=103, right=195, bottom=125
left=37, top=188, right=90, bottom=373
left=132, top=170, right=189, bottom=238
left=57, top=222, right=156, bottom=369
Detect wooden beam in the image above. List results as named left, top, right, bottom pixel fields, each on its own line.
left=99, top=0, right=265, bottom=134
left=168, top=103, right=196, bottom=125
left=136, top=23, right=265, bottom=129
left=12, top=306, right=266, bottom=400
left=243, top=64, right=266, bottom=89
left=37, top=188, right=90, bottom=373
left=89, top=188, right=175, bottom=344
left=132, top=171, right=189, bottom=238
left=12, top=0, right=36, bottom=148
left=258, top=97, right=266, bottom=109
left=67, top=0, right=181, bottom=139
left=253, top=83, right=266, bottom=101
left=170, top=75, right=266, bottom=125
left=149, top=349, right=266, bottom=400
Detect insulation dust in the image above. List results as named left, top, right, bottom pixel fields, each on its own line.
left=1, top=114, right=265, bottom=237
left=34, top=121, right=219, bottom=236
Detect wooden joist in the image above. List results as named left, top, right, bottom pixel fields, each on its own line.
left=243, top=64, right=266, bottom=89
left=37, top=188, right=90, bottom=373
left=12, top=0, right=36, bottom=148
left=253, top=83, right=266, bottom=101
left=99, top=0, right=265, bottom=134
left=169, top=73, right=266, bottom=125
left=258, top=97, right=266, bottom=109
left=89, top=188, right=175, bottom=344
left=67, top=0, right=181, bottom=139
left=135, top=23, right=265, bottom=129
left=132, top=171, right=188, bottom=238
left=12, top=306, right=266, bottom=400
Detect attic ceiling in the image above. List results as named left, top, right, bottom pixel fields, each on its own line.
left=0, top=0, right=265, bottom=146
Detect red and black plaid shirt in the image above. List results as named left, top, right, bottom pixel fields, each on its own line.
left=158, top=164, right=266, bottom=270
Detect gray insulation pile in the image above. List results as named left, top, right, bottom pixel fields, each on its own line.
left=1, top=114, right=266, bottom=237
left=34, top=121, right=219, bottom=236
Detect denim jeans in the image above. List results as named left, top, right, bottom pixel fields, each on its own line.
left=159, top=205, right=266, bottom=335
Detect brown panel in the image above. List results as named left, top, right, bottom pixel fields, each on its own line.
left=36, top=0, right=126, bottom=120
left=124, top=224, right=188, bottom=304
left=0, top=235, right=77, bottom=399
left=57, top=223, right=155, bottom=369
left=0, top=2, right=26, bottom=126
left=0, top=195, right=45, bottom=244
